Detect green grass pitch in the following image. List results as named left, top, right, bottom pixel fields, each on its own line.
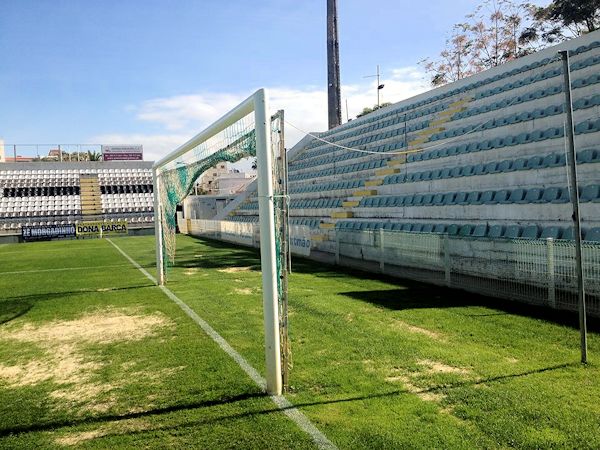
left=0, top=234, right=599, bottom=449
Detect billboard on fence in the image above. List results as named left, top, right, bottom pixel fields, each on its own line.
left=22, top=224, right=76, bottom=241
left=101, top=145, right=143, bottom=161
left=290, top=225, right=311, bottom=256
left=76, top=221, right=128, bottom=236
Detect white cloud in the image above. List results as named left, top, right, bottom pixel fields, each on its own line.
left=91, top=65, right=429, bottom=164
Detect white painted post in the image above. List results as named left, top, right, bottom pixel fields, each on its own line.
left=379, top=228, right=385, bottom=272
left=254, top=89, right=282, bottom=396
left=335, top=230, right=340, bottom=264
left=547, top=238, right=556, bottom=309
left=443, top=235, right=451, bottom=287
left=152, top=168, right=165, bottom=285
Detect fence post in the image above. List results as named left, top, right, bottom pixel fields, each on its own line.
left=335, top=229, right=340, bottom=264
left=443, top=235, right=451, bottom=287
left=379, top=228, right=385, bottom=273
left=547, top=238, right=556, bottom=309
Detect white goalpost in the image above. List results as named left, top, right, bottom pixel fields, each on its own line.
left=152, top=89, right=283, bottom=395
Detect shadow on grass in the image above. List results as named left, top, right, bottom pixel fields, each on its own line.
left=0, top=284, right=156, bottom=305
left=0, top=361, right=577, bottom=438
left=341, top=287, right=600, bottom=331
left=177, top=235, right=600, bottom=332
left=0, top=392, right=265, bottom=437
left=0, top=299, right=33, bottom=326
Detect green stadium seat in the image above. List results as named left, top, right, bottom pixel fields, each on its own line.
left=450, top=167, right=463, bottom=177
left=579, top=185, right=600, bottom=202
left=484, top=162, right=498, bottom=174
left=462, top=165, right=475, bottom=177
left=455, top=192, right=469, bottom=205
left=446, top=224, right=460, bottom=235
left=585, top=228, right=600, bottom=242
left=423, top=194, right=434, bottom=205
left=412, top=224, right=424, bottom=233
left=525, top=188, right=544, bottom=203
left=577, top=149, right=599, bottom=164
left=487, top=224, right=504, bottom=238
left=526, top=156, right=544, bottom=170
left=433, top=224, right=446, bottom=233
left=521, top=225, right=540, bottom=239
left=472, top=224, right=488, bottom=237
left=458, top=224, right=474, bottom=237
left=509, top=188, right=527, bottom=203
left=542, top=153, right=564, bottom=168
left=513, top=158, right=528, bottom=170
left=481, top=190, right=496, bottom=204
left=493, top=189, right=511, bottom=204
left=540, top=226, right=562, bottom=239
left=498, top=160, right=513, bottom=172
left=421, top=224, right=434, bottom=233
left=467, top=191, right=483, bottom=205
left=443, top=192, right=457, bottom=205
left=504, top=225, right=522, bottom=239
left=432, top=193, right=445, bottom=205
left=473, top=164, right=486, bottom=176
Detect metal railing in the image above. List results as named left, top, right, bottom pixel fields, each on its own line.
left=182, top=218, right=600, bottom=317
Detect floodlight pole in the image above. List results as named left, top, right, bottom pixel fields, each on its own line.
left=255, top=89, right=283, bottom=395
left=560, top=50, right=587, bottom=364
left=153, top=168, right=165, bottom=285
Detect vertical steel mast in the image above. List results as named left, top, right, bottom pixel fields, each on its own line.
left=327, top=0, right=342, bottom=129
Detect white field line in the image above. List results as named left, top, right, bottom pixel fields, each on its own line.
left=107, top=238, right=337, bottom=450
left=0, top=263, right=133, bottom=275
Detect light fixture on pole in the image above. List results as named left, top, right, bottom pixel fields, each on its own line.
left=363, top=65, right=384, bottom=108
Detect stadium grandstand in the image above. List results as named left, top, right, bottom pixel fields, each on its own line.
left=0, top=161, right=154, bottom=237
left=182, top=30, right=600, bottom=316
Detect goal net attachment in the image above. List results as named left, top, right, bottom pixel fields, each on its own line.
left=152, top=89, right=288, bottom=395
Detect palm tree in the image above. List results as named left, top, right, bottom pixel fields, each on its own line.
left=87, top=150, right=102, bottom=161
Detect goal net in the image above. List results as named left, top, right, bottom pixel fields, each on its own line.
left=152, top=89, right=289, bottom=395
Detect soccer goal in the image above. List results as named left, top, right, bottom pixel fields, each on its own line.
left=152, top=89, right=288, bottom=395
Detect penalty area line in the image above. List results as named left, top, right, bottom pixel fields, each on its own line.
left=106, top=238, right=337, bottom=450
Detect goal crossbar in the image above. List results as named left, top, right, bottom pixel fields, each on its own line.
left=152, top=88, right=283, bottom=395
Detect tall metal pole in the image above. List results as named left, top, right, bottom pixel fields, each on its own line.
left=13, top=144, right=16, bottom=163
left=560, top=50, right=587, bottom=364
left=327, top=0, right=342, bottom=130
left=376, top=65, right=380, bottom=108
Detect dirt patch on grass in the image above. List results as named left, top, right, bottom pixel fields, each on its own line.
left=417, top=359, right=471, bottom=375
left=385, top=360, right=473, bottom=404
left=234, top=287, right=253, bottom=295
left=391, top=319, right=444, bottom=341
left=0, top=308, right=175, bottom=414
left=217, top=266, right=252, bottom=273
left=385, top=372, right=445, bottom=402
left=183, top=268, right=199, bottom=276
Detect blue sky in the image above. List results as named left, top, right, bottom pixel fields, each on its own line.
left=0, top=0, right=543, bottom=161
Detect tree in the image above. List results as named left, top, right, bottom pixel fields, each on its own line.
left=420, top=24, right=475, bottom=86
left=520, top=0, right=600, bottom=47
left=356, top=102, right=392, bottom=118
left=87, top=150, right=102, bottom=161
left=421, top=0, right=533, bottom=86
